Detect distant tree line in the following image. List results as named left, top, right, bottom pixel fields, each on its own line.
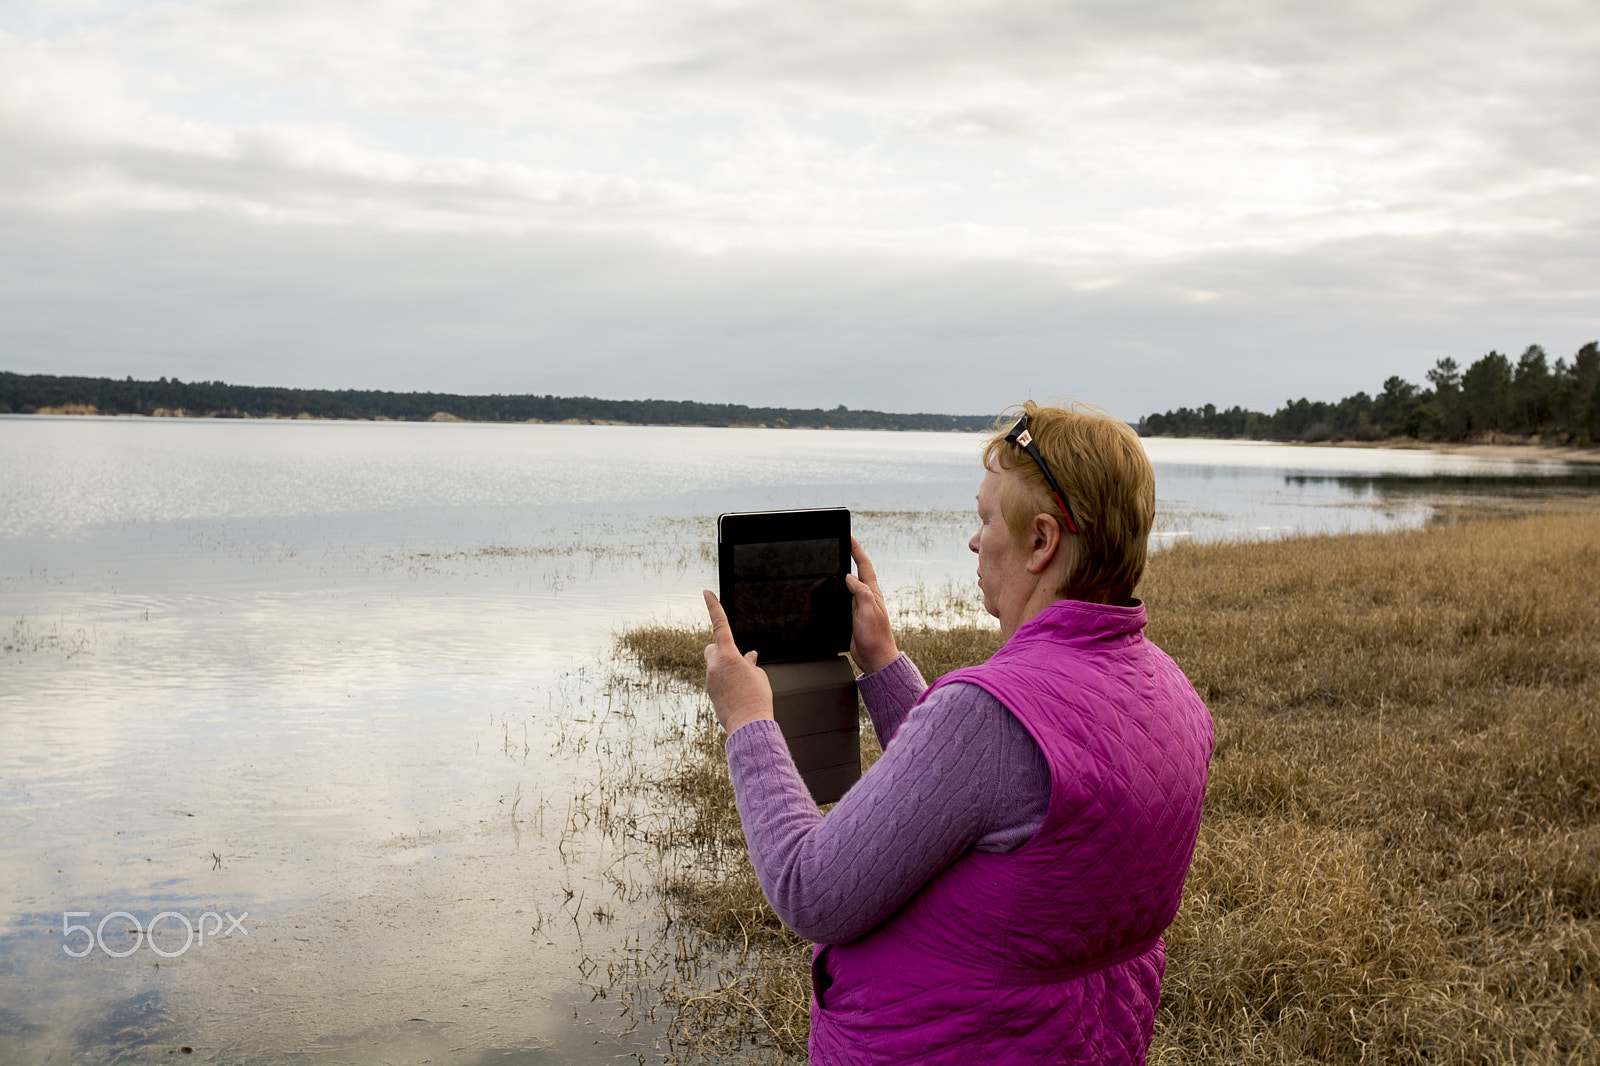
left=0, top=372, right=995, bottom=432
left=1141, top=342, right=1600, bottom=445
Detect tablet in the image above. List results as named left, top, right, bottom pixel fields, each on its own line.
left=717, top=507, right=851, bottom=664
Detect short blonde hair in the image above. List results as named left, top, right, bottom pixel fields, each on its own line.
left=981, top=400, right=1155, bottom=603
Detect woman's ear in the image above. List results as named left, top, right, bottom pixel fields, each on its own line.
left=1025, top=513, right=1063, bottom=574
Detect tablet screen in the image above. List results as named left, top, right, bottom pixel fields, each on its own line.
left=718, top=509, right=850, bottom=662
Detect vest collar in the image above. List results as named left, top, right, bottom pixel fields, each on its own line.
left=1006, top=596, right=1147, bottom=648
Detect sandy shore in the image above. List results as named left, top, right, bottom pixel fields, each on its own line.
left=1304, top=438, right=1600, bottom=464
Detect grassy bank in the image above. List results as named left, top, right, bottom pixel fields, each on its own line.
left=618, top=512, right=1599, bottom=1063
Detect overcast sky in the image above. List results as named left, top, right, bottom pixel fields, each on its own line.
left=2, top=1, right=1597, bottom=419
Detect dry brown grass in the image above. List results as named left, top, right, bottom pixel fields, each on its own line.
left=619, top=513, right=1600, bottom=1064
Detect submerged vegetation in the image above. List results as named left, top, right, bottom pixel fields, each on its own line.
left=617, top=512, right=1599, bottom=1063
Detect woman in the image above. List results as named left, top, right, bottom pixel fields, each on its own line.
left=703, top=401, right=1213, bottom=1065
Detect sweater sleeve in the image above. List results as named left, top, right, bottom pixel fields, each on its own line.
left=724, top=680, right=1050, bottom=945
left=855, top=653, right=927, bottom=748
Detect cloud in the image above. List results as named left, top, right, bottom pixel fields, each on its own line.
left=6, top=2, right=1597, bottom=257
left=3, top=207, right=1595, bottom=420
left=0, top=0, right=1596, bottom=413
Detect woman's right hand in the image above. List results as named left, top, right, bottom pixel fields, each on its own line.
left=845, top=536, right=899, bottom=676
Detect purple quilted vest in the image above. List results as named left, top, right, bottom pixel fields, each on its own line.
left=808, top=598, right=1213, bottom=1065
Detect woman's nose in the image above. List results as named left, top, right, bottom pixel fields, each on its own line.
left=968, top=531, right=980, bottom=554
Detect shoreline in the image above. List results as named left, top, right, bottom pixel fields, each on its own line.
left=12, top=409, right=1600, bottom=460
left=1304, top=437, right=1600, bottom=465
left=1142, top=432, right=1600, bottom=465
left=1, top=409, right=980, bottom=432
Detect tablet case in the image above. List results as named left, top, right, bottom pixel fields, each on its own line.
left=763, top=657, right=861, bottom=806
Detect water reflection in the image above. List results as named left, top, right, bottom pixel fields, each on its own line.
left=1286, top=469, right=1600, bottom=498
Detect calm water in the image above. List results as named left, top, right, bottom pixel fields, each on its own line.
left=2, top=416, right=1595, bottom=1062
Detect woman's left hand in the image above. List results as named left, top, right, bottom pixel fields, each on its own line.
left=702, top=589, right=775, bottom=734
left=846, top=537, right=900, bottom=675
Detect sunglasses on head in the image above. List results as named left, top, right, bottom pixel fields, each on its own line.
left=1004, top=415, right=1080, bottom=535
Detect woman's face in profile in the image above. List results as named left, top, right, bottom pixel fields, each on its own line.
left=969, top=466, right=1031, bottom=622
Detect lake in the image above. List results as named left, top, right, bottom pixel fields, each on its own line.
left=2, top=416, right=1596, bottom=1062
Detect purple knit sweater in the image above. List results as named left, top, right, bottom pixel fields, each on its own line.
left=724, top=653, right=1050, bottom=945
